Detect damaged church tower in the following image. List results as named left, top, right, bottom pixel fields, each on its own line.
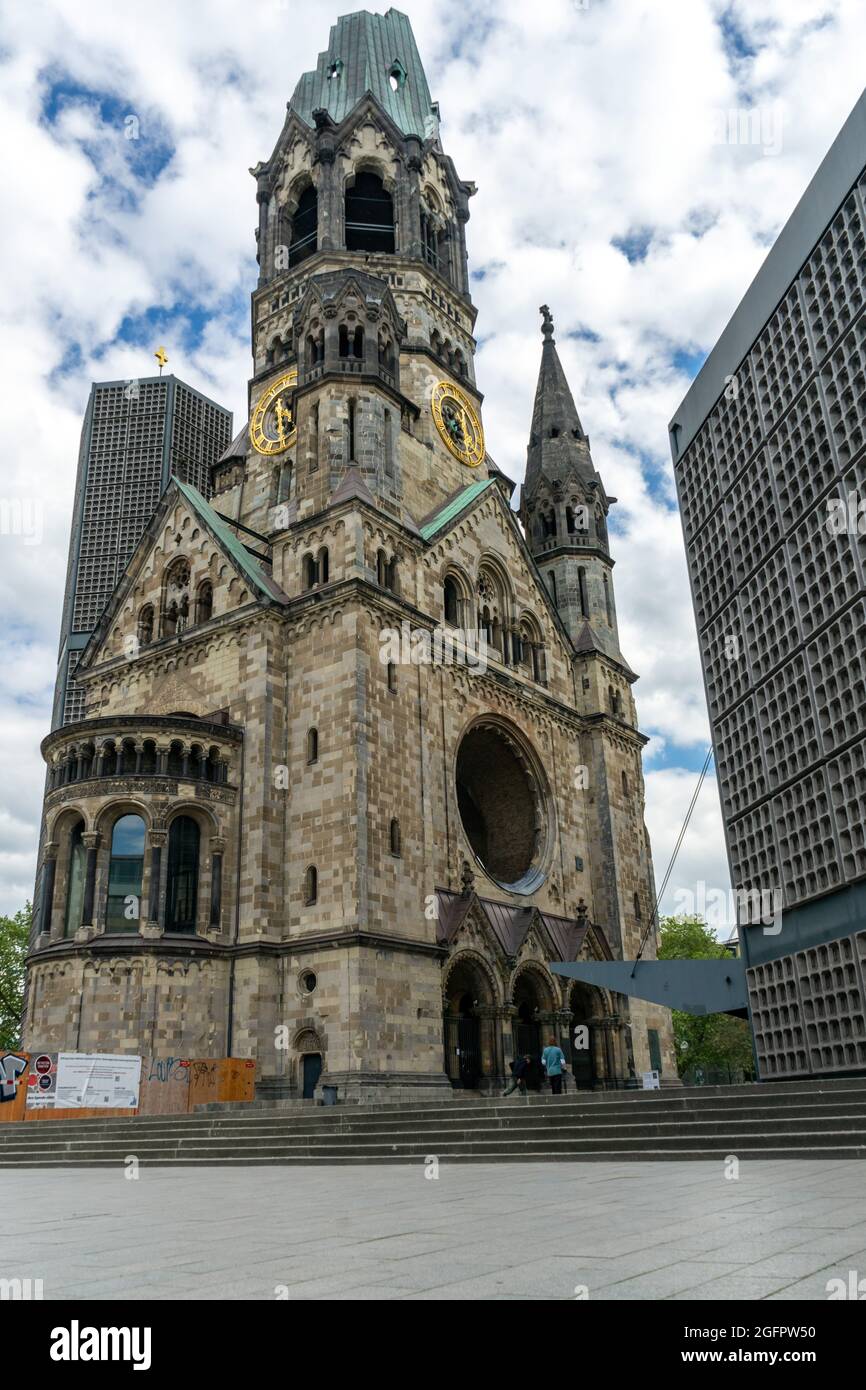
left=26, top=8, right=675, bottom=1098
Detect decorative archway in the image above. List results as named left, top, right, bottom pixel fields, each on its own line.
left=442, top=949, right=500, bottom=1090
left=293, top=1026, right=324, bottom=1100
left=568, top=980, right=608, bottom=1089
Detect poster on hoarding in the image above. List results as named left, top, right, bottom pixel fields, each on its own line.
left=26, top=1053, right=141, bottom=1110
left=56, top=1054, right=141, bottom=1108
left=25, top=1052, right=58, bottom=1108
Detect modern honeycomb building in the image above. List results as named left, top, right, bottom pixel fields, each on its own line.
left=669, top=88, right=866, bottom=1081
left=54, top=375, right=233, bottom=727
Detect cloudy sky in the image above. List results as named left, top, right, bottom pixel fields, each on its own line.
left=1, top=0, right=864, bottom=930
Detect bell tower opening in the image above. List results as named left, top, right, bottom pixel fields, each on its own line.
left=345, top=171, right=395, bottom=253
left=289, top=184, right=318, bottom=267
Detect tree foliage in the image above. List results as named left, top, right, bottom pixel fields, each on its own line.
left=0, top=903, right=30, bottom=1051
left=659, top=914, right=755, bottom=1083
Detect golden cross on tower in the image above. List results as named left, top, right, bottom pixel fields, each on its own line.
left=154, top=346, right=168, bottom=374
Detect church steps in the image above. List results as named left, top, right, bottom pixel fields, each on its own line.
left=1, top=1081, right=864, bottom=1164
left=5, top=1104, right=866, bottom=1147
left=4, top=1091, right=866, bottom=1145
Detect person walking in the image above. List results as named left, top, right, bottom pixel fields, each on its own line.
left=502, top=1054, right=531, bottom=1097
left=541, top=1037, right=568, bottom=1095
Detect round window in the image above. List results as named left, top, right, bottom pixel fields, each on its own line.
left=300, top=970, right=317, bottom=994
left=455, top=721, right=550, bottom=894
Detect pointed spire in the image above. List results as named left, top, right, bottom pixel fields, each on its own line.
left=524, top=305, right=593, bottom=497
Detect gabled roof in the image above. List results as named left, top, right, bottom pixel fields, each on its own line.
left=434, top=889, right=603, bottom=962
left=77, top=478, right=289, bottom=676
left=418, top=479, right=496, bottom=540
left=329, top=465, right=378, bottom=509
left=418, top=476, right=578, bottom=659
left=217, top=423, right=249, bottom=464
left=572, top=617, right=637, bottom=677
left=288, top=8, right=439, bottom=142
left=173, top=480, right=287, bottom=603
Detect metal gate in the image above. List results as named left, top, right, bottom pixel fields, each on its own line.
left=443, top=1014, right=481, bottom=1088
left=513, top=1020, right=541, bottom=1060
left=570, top=1029, right=595, bottom=1089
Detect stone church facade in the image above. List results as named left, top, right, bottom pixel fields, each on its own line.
left=26, top=8, right=675, bottom=1099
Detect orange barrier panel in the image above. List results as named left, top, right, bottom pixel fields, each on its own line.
left=137, top=1056, right=191, bottom=1115
left=189, top=1057, right=256, bottom=1109
left=26, top=1107, right=135, bottom=1122
left=7, top=1053, right=255, bottom=1121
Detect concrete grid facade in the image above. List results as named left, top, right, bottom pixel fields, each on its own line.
left=669, top=89, right=866, bottom=1081
left=54, top=376, right=233, bottom=728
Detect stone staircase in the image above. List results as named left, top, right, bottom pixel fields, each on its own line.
left=1, top=1078, right=866, bottom=1165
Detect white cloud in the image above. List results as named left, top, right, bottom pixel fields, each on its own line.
left=1, top=0, right=864, bottom=919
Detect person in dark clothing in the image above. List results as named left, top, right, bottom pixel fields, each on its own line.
left=523, top=1055, right=544, bottom=1091
left=502, top=1054, right=531, bottom=1097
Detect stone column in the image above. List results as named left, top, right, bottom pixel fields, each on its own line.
left=209, top=836, right=225, bottom=937
left=313, top=113, right=339, bottom=249
left=143, top=830, right=166, bottom=937
left=555, top=1008, right=574, bottom=1090
left=364, top=308, right=380, bottom=374
left=497, top=1003, right=518, bottom=1078
left=37, top=842, right=59, bottom=944
left=403, top=143, right=423, bottom=258
left=474, top=1004, right=498, bottom=1087
left=455, top=209, right=471, bottom=296
left=323, top=306, right=340, bottom=370
left=156, top=744, right=170, bottom=775
left=255, top=172, right=270, bottom=281
left=78, top=832, right=101, bottom=938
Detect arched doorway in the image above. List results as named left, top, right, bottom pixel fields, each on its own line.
left=295, top=1029, right=324, bottom=1100
left=302, top=1053, right=322, bottom=1099
left=442, top=955, right=494, bottom=1090
left=569, top=981, right=600, bottom=1089
left=512, top=970, right=547, bottom=1062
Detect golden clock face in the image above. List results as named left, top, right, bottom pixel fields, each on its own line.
left=250, top=368, right=298, bottom=455
left=431, top=381, right=485, bottom=467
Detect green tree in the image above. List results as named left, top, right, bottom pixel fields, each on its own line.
left=0, top=903, right=30, bottom=1051
left=658, top=914, right=755, bottom=1083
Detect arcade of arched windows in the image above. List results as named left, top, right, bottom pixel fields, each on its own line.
left=429, top=326, right=468, bottom=379
left=133, top=561, right=216, bottom=652
left=301, top=546, right=330, bottom=591
left=46, top=736, right=232, bottom=792
left=441, top=564, right=548, bottom=685
left=37, top=801, right=227, bottom=942
left=265, top=333, right=293, bottom=369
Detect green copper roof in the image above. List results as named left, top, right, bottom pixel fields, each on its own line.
left=420, top=479, right=495, bottom=540
left=289, top=8, right=439, bottom=141
left=173, top=479, right=284, bottom=602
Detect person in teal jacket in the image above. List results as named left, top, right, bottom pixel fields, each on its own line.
left=541, top=1037, right=568, bottom=1095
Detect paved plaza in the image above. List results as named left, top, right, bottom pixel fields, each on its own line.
left=3, top=1160, right=866, bottom=1300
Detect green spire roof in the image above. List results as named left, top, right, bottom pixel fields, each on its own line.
left=289, top=8, right=439, bottom=141
left=419, top=479, right=495, bottom=540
